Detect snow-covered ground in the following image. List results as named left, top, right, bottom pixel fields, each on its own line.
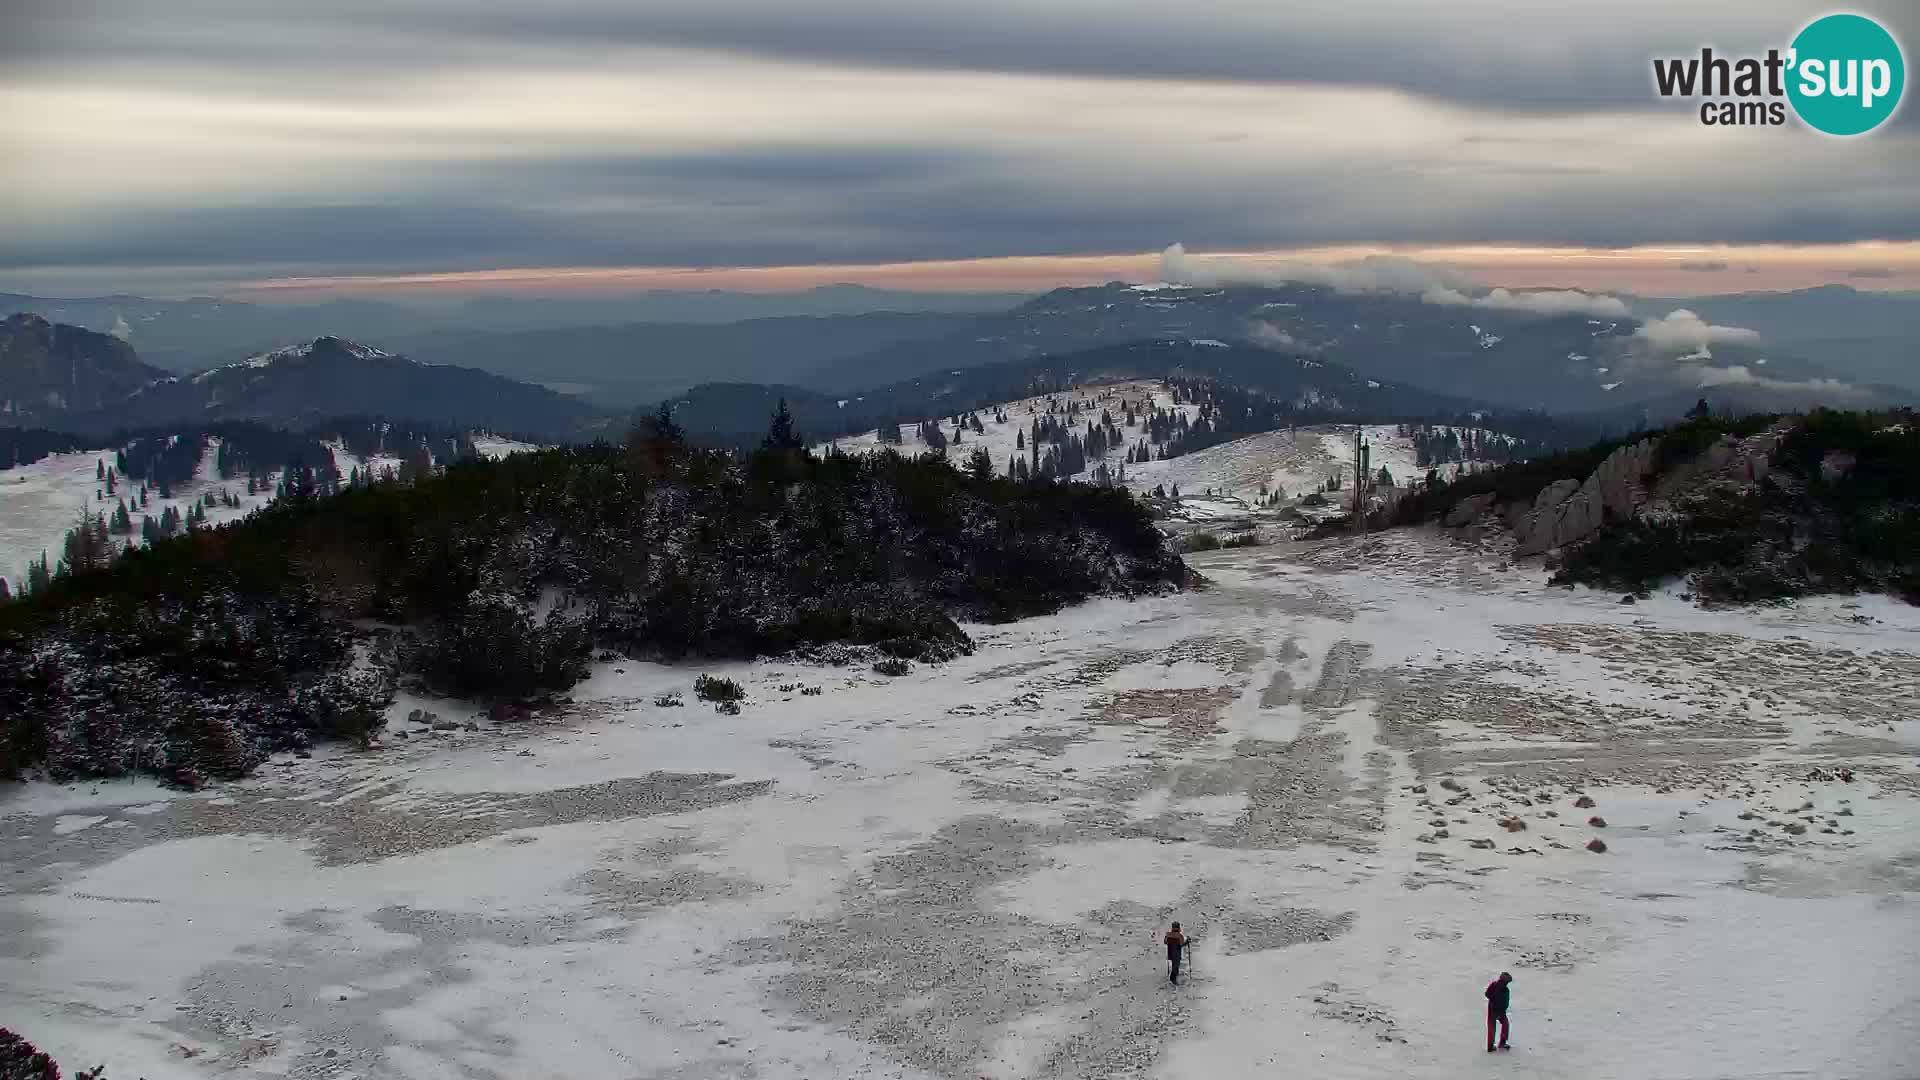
left=0, top=435, right=549, bottom=592
left=818, top=379, right=1200, bottom=486
left=6, top=529, right=1917, bottom=1080
left=471, top=436, right=544, bottom=460
left=0, top=439, right=278, bottom=592
left=818, top=394, right=1498, bottom=526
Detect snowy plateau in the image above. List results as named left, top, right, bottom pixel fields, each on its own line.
left=3, top=524, right=1917, bottom=1079
left=2, top=386, right=1917, bottom=1079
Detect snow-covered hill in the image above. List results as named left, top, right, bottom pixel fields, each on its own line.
left=0, top=433, right=548, bottom=594
left=0, top=440, right=278, bottom=592
left=817, top=385, right=1505, bottom=523
left=6, top=530, right=1914, bottom=1078
left=818, top=378, right=1196, bottom=479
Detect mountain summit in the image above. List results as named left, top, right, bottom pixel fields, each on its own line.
left=2, top=319, right=605, bottom=439
left=0, top=312, right=172, bottom=427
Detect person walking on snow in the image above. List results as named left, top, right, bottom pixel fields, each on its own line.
left=1485, top=971, right=1513, bottom=1051
left=1164, top=922, right=1189, bottom=984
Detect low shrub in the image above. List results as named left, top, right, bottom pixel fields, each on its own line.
left=693, top=674, right=745, bottom=703
left=0, top=1029, right=60, bottom=1080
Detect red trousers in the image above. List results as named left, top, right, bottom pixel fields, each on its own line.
left=1487, top=1008, right=1509, bottom=1049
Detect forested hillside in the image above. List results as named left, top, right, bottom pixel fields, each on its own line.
left=1, top=417, right=1188, bottom=784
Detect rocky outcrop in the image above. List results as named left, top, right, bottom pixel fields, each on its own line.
left=1514, top=438, right=1657, bottom=555
left=1652, top=428, right=1786, bottom=501
left=1443, top=492, right=1496, bottom=527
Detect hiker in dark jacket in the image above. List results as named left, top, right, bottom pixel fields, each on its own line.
left=1485, top=972, right=1512, bottom=1051
left=1164, top=922, right=1188, bottom=984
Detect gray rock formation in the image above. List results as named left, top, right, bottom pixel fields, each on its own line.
left=1443, top=492, right=1496, bottom=527
left=1515, top=438, right=1656, bottom=555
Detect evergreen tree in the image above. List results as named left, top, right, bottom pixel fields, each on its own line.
left=96, top=459, right=105, bottom=481
left=966, top=447, right=995, bottom=482
left=58, top=512, right=114, bottom=576
left=1016, top=429, right=1025, bottom=451
left=763, top=398, right=805, bottom=451
left=396, top=447, right=432, bottom=487
left=0, top=576, right=9, bottom=601
left=26, top=552, right=51, bottom=595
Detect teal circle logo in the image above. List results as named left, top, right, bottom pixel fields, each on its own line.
left=1787, top=13, right=1905, bottom=135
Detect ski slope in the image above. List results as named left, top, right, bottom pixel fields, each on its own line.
left=5, top=529, right=1917, bottom=1080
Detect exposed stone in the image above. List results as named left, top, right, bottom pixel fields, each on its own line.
left=1585, top=837, right=1608, bottom=853
left=1514, top=438, right=1655, bottom=555
left=1573, top=795, right=1595, bottom=809
left=1587, top=816, right=1607, bottom=828
left=1444, top=493, right=1496, bottom=527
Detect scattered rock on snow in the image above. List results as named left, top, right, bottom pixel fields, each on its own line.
left=1588, top=816, right=1607, bottom=827
left=1585, top=838, right=1608, bottom=853
left=1573, top=795, right=1596, bottom=809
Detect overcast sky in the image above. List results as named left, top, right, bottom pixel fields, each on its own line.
left=3, top=1, right=1917, bottom=296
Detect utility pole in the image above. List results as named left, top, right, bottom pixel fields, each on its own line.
left=1352, top=424, right=1367, bottom=533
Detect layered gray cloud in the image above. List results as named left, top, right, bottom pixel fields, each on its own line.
left=3, top=0, right=1917, bottom=291
left=15, top=0, right=1913, bottom=115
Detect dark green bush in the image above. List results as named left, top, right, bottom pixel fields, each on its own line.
left=693, top=674, right=746, bottom=703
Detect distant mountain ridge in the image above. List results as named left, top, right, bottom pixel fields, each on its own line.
left=396, top=311, right=987, bottom=407
left=807, top=281, right=1875, bottom=414
left=0, top=317, right=607, bottom=440
left=0, top=286, right=1029, bottom=374
left=0, top=313, right=172, bottom=427
left=658, top=338, right=1514, bottom=445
